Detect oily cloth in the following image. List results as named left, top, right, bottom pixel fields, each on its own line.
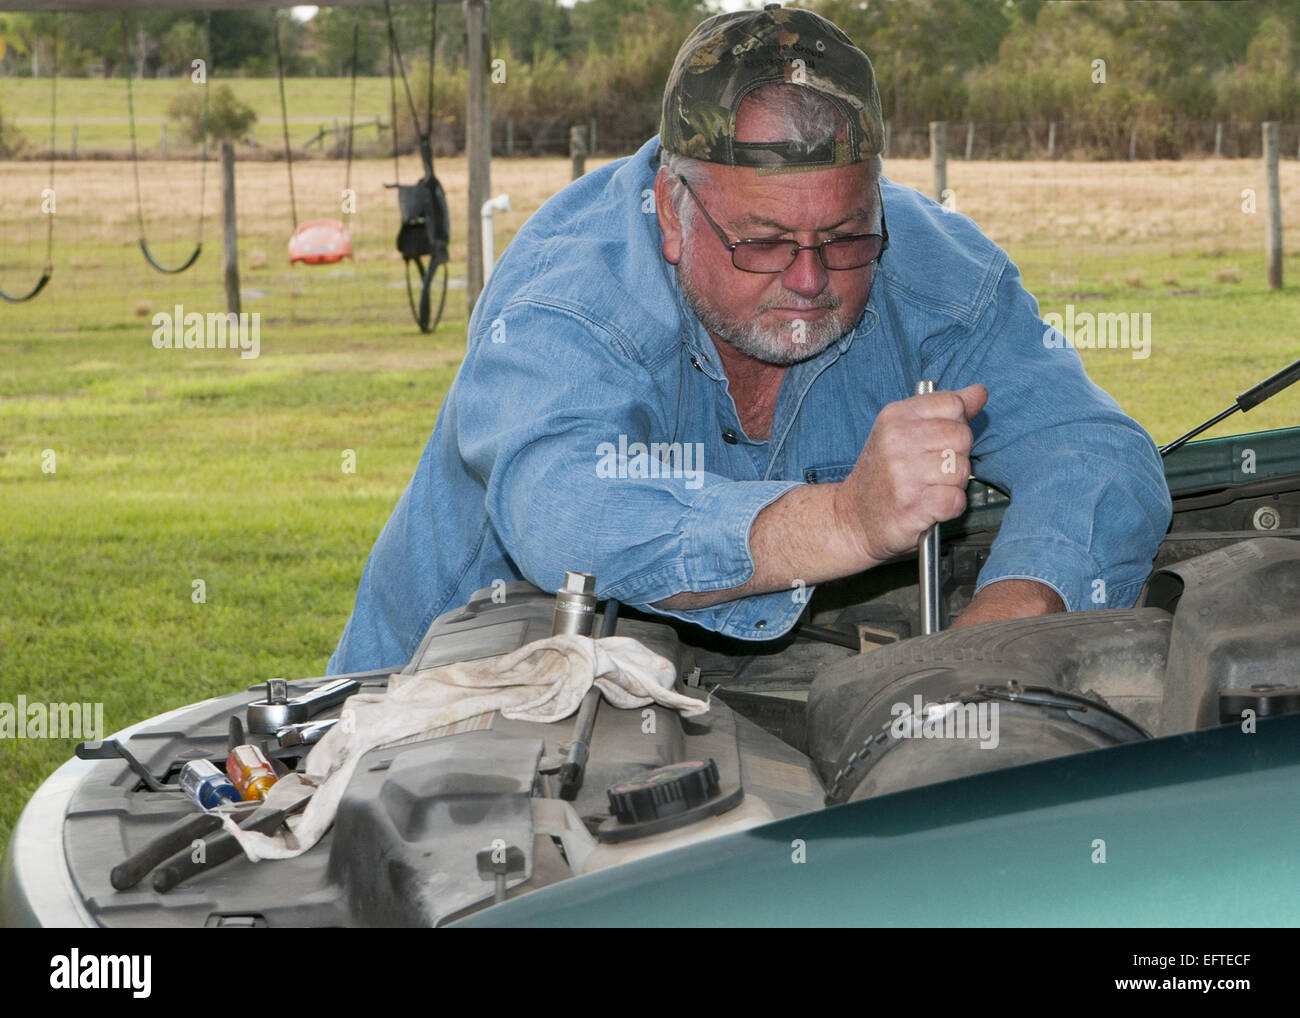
left=223, top=634, right=707, bottom=860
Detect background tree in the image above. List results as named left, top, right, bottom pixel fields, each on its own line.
left=168, top=81, right=256, bottom=144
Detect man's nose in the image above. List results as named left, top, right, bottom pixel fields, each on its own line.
left=780, top=243, right=828, bottom=297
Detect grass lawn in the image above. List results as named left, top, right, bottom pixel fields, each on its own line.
left=1, top=153, right=1298, bottom=865
left=2, top=76, right=397, bottom=153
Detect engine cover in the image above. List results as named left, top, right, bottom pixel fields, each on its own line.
left=1142, top=536, right=1300, bottom=732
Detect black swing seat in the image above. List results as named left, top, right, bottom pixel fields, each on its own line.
left=140, top=240, right=202, bottom=275
left=388, top=172, right=451, bottom=333
left=0, top=266, right=53, bottom=304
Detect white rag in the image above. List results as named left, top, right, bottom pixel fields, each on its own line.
left=223, top=633, right=706, bottom=860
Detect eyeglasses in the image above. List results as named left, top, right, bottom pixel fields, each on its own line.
left=677, top=174, right=888, bottom=274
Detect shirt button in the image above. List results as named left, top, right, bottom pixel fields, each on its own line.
left=754, top=619, right=767, bottom=629
left=722, top=429, right=738, bottom=444
left=690, top=356, right=703, bottom=371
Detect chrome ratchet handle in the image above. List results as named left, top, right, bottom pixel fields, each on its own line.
left=915, top=379, right=942, bottom=635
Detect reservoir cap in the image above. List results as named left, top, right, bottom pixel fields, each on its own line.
left=608, top=760, right=720, bottom=824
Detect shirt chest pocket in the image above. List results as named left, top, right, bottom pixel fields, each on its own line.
left=802, top=461, right=856, bottom=484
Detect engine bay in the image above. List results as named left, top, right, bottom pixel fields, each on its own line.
left=4, top=366, right=1298, bottom=928
left=18, top=460, right=1293, bottom=928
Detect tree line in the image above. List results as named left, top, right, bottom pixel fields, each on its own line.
left=1, top=1, right=1297, bottom=159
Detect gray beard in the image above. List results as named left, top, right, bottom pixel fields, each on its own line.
left=676, top=242, right=857, bottom=367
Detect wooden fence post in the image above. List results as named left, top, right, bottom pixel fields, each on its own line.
left=571, top=124, right=587, bottom=180
left=1264, top=122, right=1282, bottom=291
left=930, top=121, right=946, bottom=202
left=221, top=141, right=240, bottom=316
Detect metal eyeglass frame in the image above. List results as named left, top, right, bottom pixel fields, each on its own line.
left=676, top=173, right=888, bottom=274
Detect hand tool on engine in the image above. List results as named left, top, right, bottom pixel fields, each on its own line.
left=110, top=801, right=256, bottom=891
left=276, top=717, right=339, bottom=747
left=915, top=380, right=943, bottom=635
left=245, top=676, right=360, bottom=734
left=150, top=787, right=313, bottom=893
left=226, top=742, right=279, bottom=800
left=551, top=570, right=598, bottom=636
left=75, top=739, right=173, bottom=793
left=179, top=759, right=241, bottom=809
left=558, top=592, right=619, bottom=801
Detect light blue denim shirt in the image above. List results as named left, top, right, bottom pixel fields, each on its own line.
left=328, top=136, right=1172, bottom=674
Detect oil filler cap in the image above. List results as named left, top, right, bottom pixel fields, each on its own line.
left=608, top=760, right=720, bottom=824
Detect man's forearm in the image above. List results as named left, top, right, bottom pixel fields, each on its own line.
left=653, top=385, right=985, bottom=613
left=653, top=483, right=877, bottom=611
left=950, top=578, right=1065, bottom=628
left=652, top=488, right=1068, bottom=622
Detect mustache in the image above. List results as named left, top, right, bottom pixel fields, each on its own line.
left=757, top=292, right=843, bottom=313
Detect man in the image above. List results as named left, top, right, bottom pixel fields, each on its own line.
left=328, top=5, right=1171, bottom=675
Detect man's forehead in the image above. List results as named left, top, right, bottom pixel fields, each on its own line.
left=695, top=161, right=879, bottom=231
left=729, top=202, right=876, bottom=232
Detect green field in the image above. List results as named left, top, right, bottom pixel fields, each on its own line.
left=1, top=76, right=397, bottom=152
left=1, top=153, right=1298, bottom=867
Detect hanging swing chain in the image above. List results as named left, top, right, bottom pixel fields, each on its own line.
left=383, top=0, right=435, bottom=175
left=387, top=26, right=400, bottom=184
left=120, top=11, right=210, bottom=249
left=345, top=19, right=359, bottom=196
left=41, top=18, right=57, bottom=272
left=196, top=11, right=211, bottom=243
left=426, top=0, right=436, bottom=157
left=274, top=15, right=298, bottom=229
left=0, top=18, right=56, bottom=302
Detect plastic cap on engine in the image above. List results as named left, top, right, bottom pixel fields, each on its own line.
left=608, top=760, right=721, bottom=824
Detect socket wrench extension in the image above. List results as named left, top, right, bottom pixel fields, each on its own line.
left=245, top=677, right=360, bottom=735
left=275, top=717, right=339, bottom=747
left=915, top=380, right=943, bottom=635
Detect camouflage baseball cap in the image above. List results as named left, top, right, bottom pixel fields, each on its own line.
left=659, top=3, right=884, bottom=171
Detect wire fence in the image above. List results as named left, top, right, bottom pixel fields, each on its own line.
left=1, top=119, right=1293, bottom=343
left=879, top=120, right=1300, bottom=162
left=8, top=115, right=1299, bottom=164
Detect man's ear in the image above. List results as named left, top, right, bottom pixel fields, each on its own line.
left=654, top=169, right=683, bottom=265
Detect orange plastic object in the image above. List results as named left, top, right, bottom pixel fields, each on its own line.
left=288, top=219, right=353, bottom=265
left=226, top=744, right=278, bottom=801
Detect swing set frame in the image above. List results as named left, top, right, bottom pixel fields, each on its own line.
left=2, top=0, right=495, bottom=323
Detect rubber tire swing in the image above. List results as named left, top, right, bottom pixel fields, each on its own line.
left=384, top=0, right=451, bottom=333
